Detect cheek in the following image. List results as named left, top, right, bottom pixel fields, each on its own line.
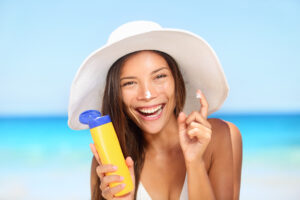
left=161, top=79, right=175, bottom=97
left=121, top=89, right=141, bottom=124
left=121, top=89, right=136, bottom=108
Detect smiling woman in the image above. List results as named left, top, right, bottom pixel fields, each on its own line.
left=68, top=21, right=242, bottom=200
left=120, top=51, right=179, bottom=134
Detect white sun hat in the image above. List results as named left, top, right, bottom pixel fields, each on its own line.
left=68, top=20, right=229, bottom=130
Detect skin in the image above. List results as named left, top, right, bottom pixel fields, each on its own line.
left=90, top=51, right=243, bottom=200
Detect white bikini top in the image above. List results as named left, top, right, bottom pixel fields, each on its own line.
left=136, top=173, right=188, bottom=200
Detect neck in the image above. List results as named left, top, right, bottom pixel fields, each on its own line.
left=143, top=114, right=180, bottom=155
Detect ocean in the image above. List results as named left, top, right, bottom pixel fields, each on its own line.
left=0, top=114, right=299, bottom=200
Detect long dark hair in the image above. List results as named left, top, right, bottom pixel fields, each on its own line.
left=91, top=50, right=186, bottom=200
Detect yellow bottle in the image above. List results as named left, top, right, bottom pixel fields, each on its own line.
left=79, top=110, right=133, bottom=197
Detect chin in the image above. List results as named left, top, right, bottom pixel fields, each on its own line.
left=140, top=123, right=165, bottom=135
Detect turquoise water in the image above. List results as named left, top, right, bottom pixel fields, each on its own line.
left=215, top=113, right=300, bottom=150
left=0, top=114, right=300, bottom=199
left=0, top=117, right=92, bottom=167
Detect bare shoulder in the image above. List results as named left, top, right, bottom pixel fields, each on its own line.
left=207, top=118, right=242, bottom=145
left=207, top=118, right=231, bottom=142
left=206, top=118, right=243, bottom=160
left=205, top=118, right=233, bottom=162
left=207, top=117, right=232, bottom=131
left=224, top=120, right=242, bottom=142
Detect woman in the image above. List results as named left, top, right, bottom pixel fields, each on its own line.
left=68, top=21, right=242, bottom=200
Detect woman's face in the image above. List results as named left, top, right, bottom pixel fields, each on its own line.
left=120, top=51, right=176, bottom=134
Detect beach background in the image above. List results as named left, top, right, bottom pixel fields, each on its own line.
left=1, top=0, right=300, bottom=199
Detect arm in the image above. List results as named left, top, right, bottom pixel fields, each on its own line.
left=177, top=90, right=241, bottom=199
left=225, top=121, right=243, bottom=200
left=185, top=118, right=235, bottom=200
left=184, top=118, right=238, bottom=200
left=207, top=118, right=234, bottom=200
left=186, top=159, right=216, bottom=200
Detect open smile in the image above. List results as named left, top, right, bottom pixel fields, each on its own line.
left=135, top=104, right=165, bottom=121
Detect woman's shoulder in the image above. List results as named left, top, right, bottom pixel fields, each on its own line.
left=207, top=118, right=242, bottom=154
left=207, top=118, right=241, bottom=141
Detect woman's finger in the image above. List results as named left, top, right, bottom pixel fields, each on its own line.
left=90, top=143, right=101, bottom=165
left=187, top=126, right=212, bottom=140
left=185, top=111, right=211, bottom=129
left=196, top=89, right=209, bottom=119
left=100, top=174, right=124, bottom=191
left=125, top=156, right=135, bottom=185
left=186, top=121, right=202, bottom=131
left=177, top=112, right=187, bottom=134
left=96, top=166, right=104, bottom=179
left=110, top=183, right=126, bottom=195
left=101, top=186, right=114, bottom=200
left=96, top=164, right=118, bottom=179
left=102, top=174, right=124, bottom=184
left=102, top=183, right=126, bottom=199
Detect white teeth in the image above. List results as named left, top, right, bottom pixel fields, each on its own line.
left=146, top=107, right=163, bottom=118
left=138, top=104, right=162, bottom=114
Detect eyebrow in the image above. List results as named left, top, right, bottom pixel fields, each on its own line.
left=120, top=67, right=169, bottom=81
left=152, top=67, right=169, bottom=74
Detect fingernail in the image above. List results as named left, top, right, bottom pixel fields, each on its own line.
left=120, top=176, right=124, bottom=181
left=113, top=166, right=118, bottom=170
left=121, top=183, right=126, bottom=188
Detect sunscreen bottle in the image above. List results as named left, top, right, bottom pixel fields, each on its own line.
left=79, top=110, right=133, bottom=196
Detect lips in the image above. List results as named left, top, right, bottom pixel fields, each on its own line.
left=137, top=104, right=162, bottom=114
left=135, top=104, right=165, bottom=120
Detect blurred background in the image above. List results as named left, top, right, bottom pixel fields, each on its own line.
left=0, top=0, right=299, bottom=199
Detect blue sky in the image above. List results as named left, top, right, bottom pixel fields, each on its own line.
left=0, top=0, right=299, bottom=116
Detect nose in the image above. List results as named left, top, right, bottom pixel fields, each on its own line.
left=137, top=83, right=157, bottom=101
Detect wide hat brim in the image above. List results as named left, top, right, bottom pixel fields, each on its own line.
left=68, top=28, right=229, bottom=130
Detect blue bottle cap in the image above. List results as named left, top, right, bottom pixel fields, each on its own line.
left=79, top=110, right=111, bottom=129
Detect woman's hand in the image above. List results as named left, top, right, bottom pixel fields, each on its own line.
left=90, top=144, right=135, bottom=200
left=177, top=89, right=212, bottom=164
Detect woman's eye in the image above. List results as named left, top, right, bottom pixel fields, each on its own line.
left=122, top=81, right=135, bottom=87
left=156, top=74, right=167, bottom=79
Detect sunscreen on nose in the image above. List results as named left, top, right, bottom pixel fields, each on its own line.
left=145, top=90, right=151, bottom=99
left=79, top=110, right=133, bottom=196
